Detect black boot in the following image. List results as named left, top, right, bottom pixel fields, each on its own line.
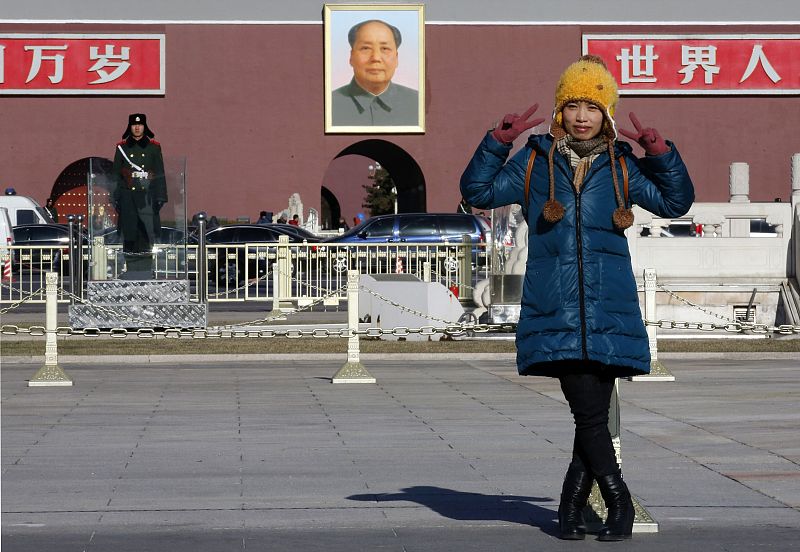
left=596, top=472, right=634, bottom=541
left=557, top=466, right=593, bottom=540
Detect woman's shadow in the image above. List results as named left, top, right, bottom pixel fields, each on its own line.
left=348, top=486, right=559, bottom=535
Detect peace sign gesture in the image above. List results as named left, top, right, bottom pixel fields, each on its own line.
left=491, top=103, right=546, bottom=145
left=619, top=112, right=669, bottom=156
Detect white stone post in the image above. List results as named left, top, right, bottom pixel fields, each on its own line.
left=91, top=236, right=107, bottom=280
left=630, top=268, right=674, bottom=382
left=28, top=272, right=73, bottom=387
left=275, top=234, right=293, bottom=312
left=459, top=234, right=472, bottom=303
left=423, top=261, right=431, bottom=283
left=729, top=163, right=751, bottom=236
left=729, top=162, right=751, bottom=203
left=268, top=262, right=286, bottom=319
left=332, top=270, right=375, bottom=384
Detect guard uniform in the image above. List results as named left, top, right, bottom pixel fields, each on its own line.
left=112, top=114, right=168, bottom=276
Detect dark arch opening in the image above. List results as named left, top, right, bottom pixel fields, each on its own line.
left=320, top=185, right=341, bottom=230
left=335, top=139, right=426, bottom=213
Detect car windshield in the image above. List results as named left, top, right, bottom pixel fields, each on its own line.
left=337, top=220, right=370, bottom=238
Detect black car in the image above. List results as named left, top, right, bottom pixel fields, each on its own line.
left=11, top=223, right=86, bottom=274
left=203, top=224, right=315, bottom=287
left=265, top=223, right=323, bottom=243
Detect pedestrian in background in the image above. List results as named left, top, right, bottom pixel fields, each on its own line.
left=257, top=211, right=272, bottom=224
left=45, top=197, right=58, bottom=222
left=460, top=55, right=694, bottom=541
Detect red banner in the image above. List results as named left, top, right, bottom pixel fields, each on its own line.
left=0, top=34, right=164, bottom=95
left=583, top=35, right=800, bottom=94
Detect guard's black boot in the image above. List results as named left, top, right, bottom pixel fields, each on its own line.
left=596, top=472, right=634, bottom=541
left=557, top=466, right=593, bottom=540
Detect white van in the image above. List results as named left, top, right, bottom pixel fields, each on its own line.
left=0, top=207, right=13, bottom=278
left=0, top=206, right=13, bottom=247
left=0, top=195, right=55, bottom=226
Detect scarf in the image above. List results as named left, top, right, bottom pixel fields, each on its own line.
left=558, top=135, right=608, bottom=192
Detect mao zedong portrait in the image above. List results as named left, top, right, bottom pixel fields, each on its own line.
left=332, top=19, right=419, bottom=126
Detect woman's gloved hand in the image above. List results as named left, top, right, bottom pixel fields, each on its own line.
left=619, top=112, right=669, bottom=156
left=491, top=103, right=545, bottom=145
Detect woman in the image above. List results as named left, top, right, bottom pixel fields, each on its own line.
left=460, top=55, right=694, bottom=541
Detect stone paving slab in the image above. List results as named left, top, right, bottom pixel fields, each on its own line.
left=2, top=357, right=800, bottom=551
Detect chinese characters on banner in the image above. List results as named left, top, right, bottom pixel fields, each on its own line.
left=583, top=35, right=800, bottom=94
left=0, top=34, right=165, bottom=94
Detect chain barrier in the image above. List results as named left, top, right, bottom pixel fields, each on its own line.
left=428, top=268, right=476, bottom=292
left=652, top=283, right=800, bottom=334
left=0, top=321, right=516, bottom=339
left=656, top=283, right=740, bottom=325
left=358, top=285, right=468, bottom=327
left=5, top=274, right=800, bottom=339
left=209, top=282, right=348, bottom=330
left=0, top=283, right=46, bottom=314
left=643, top=319, right=799, bottom=335
left=206, top=271, right=270, bottom=298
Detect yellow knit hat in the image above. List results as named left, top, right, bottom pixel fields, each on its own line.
left=541, top=55, right=633, bottom=230
left=550, top=55, right=619, bottom=139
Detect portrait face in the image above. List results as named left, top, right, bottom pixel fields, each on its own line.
left=349, top=21, right=399, bottom=95
left=324, top=4, right=425, bottom=133
left=562, top=101, right=604, bottom=141
left=130, top=123, right=145, bottom=140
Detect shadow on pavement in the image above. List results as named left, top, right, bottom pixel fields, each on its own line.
left=348, top=486, right=557, bottom=533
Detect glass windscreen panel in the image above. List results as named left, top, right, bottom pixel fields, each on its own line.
left=88, top=156, right=187, bottom=281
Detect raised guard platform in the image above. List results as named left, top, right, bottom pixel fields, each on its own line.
left=69, top=280, right=207, bottom=329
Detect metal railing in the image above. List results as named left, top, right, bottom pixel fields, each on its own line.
left=1, top=240, right=488, bottom=305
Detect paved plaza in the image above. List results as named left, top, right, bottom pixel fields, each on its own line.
left=2, top=354, right=799, bottom=551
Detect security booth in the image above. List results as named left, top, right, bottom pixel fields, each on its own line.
left=68, top=157, right=206, bottom=329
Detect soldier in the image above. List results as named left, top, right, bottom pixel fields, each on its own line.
left=112, top=113, right=167, bottom=278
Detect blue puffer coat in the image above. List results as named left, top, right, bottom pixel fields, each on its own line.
left=460, top=133, right=694, bottom=377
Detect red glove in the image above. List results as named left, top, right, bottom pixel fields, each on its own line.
left=619, top=112, right=669, bottom=156
left=491, top=103, right=545, bottom=145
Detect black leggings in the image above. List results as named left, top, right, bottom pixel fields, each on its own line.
left=559, top=371, right=619, bottom=477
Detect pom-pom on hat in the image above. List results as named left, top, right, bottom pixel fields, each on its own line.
left=550, top=55, right=619, bottom=140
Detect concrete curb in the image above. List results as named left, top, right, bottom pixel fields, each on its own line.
left=1, top=353, right=519, bottom=365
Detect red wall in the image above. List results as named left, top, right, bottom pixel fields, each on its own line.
left=1, top=23, right=798, bottom=221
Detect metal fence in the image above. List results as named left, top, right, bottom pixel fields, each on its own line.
left=1, top=240, right=488, bottom=305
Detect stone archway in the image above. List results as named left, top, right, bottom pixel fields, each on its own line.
left=50, top=156, right=115, bottom=223
left=337, top=140, right=426, bottom=213
left=320, top=140, right=426, bottom=229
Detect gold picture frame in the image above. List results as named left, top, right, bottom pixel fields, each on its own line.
left=324, top=3, right=425, bottom=133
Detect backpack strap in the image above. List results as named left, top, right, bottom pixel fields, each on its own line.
left=524, top=149, right=537, bottom=208
left=618, top=156, right=629, bottom=207
left=525, top=149, right=629, bottom=208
